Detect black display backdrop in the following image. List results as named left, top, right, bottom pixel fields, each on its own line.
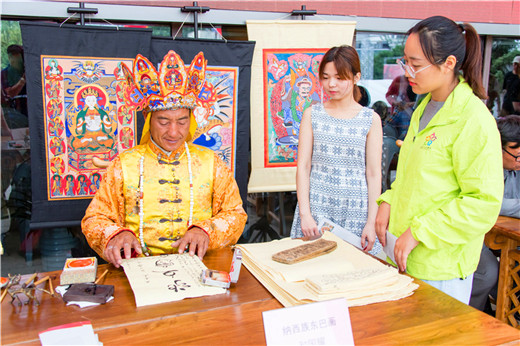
left=150, top=37, right=255, bottom=207
left=21, top=22, right=151, bottom=228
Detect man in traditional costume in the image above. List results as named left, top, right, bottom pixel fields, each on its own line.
left=82, top=51, right=247, bottom=267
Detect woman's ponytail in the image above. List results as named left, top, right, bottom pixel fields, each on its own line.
left=460, top=23, right=487, bottom=99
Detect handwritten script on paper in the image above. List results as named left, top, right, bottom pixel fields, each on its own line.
left=121, top=253, right=226, bottom=307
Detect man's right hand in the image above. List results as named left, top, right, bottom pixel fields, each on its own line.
left=104, top=231, right=142, bottom=268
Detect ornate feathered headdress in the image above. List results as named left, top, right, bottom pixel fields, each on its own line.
left=119, top=50, right=216, bottom=144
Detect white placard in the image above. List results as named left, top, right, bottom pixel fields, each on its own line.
left=39, top=321, right=101, bottom=346
left=262, top=298, right=354, bottom=345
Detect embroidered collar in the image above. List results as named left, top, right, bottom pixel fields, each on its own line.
left=149, top=137, right=187, bottom=160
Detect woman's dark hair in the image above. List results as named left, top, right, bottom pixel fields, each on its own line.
left=358, top=85, right=371, bottom=106
left=497, top=115, right=520, bottom=148
left=319, top=45, right=361, bottom=102
left=407, top=16, right=486, bottom=99
left=372, top=101, right=389, bottom=121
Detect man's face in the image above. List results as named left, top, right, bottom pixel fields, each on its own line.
left=514, top=62, right=520, bottom=75
left=149, top=108, right=191, bottom=152
left=8, top=53, right=23, bottom=70
left=503, top=142, right=520, bottom=171
left=298, top=81, right=312, bottom=98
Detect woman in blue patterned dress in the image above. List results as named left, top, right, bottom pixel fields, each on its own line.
left=291, top=45, right=383, bottom=254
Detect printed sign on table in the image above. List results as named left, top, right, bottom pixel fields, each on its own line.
left=262, top=298, right=354, bottom=345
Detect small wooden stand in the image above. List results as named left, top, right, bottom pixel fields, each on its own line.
left=1, top=273, right=55, bottom=306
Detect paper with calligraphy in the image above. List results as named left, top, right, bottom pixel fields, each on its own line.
left=121, top=253, right=226, bottom=307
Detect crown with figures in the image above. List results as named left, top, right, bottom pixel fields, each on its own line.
left=82, top=87, right=99, bottom=98
left=120, top=50, right=216, bottom=113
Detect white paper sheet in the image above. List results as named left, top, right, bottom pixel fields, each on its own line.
left=121, top=253, right=226, bottom=307
left=39, top=321, right=101, bottom=346
left=383, top=231, right=398, bottom=264
left=318, top=218, right=363, bottom=250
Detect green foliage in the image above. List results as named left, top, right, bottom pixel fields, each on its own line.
left=489, top=38, right=520, bottom=86
left=373, top=45, right=404, bottom=79
left=490, top=46, right=520, bottom=87
left=1, top=20, right=22, bottom=70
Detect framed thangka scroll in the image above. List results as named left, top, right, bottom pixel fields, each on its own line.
left=42, top=56, right=137, bottom=200
left=191, top=66, right=238, bottom=172
left=21, top=22, right=151, bottom=227
left=264, top=49, right=327, bottom=167
left=247, top=20, right=355, bottom=192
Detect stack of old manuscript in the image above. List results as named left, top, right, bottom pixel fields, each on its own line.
left=236, top=232, right=418, bottom=307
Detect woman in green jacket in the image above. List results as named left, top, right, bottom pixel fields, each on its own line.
left=375, top=16, right=503, bottom=304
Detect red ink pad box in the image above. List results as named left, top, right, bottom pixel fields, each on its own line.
left=60, top=257, right=98, bottom=285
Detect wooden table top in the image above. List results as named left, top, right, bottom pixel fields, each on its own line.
left=491, top=215, right=520, bottom=241
left=2, top=248, right=519, bottom=345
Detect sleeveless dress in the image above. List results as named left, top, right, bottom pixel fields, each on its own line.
left=290, top=103, right=382, bottom=255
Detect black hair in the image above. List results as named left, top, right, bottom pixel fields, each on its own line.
left=371, top=101, right=389, bottom=121
left=408, top=16, right=486, bottom=99
left=319, top=45, right=362, bottom=102
left=358, top=85, right=371, bottom=107
left=497, top=115, right=520, bottom=148
left=7, top=44, right=23, bottom=55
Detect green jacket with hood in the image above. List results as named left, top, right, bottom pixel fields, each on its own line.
left=378, top=77, right=503, bottom=281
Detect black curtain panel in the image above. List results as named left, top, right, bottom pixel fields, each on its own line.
left=151, top=37, right=255, bottom=207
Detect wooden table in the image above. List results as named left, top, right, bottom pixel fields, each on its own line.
left=485, top=215, right=520, bottom=328
left=2, top=248, right=519, bottom=345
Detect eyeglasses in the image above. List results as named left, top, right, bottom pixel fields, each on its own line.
left=397, top=58, right=432, bottom=78
left=503, top=148, right=520, bottom=162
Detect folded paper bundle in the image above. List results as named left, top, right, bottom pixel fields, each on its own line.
left=236, top=232, right=418, bottom=307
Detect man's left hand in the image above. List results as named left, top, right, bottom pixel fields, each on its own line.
left=172, top=227, right=210, bottom=259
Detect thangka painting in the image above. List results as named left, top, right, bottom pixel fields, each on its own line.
left=191, top=66, right=238, bottom=172
left=42, top=56, right=137, bottom=200
left=247, top=20, right=355, bottom=193
left=263, top=49, right=328, bottom=168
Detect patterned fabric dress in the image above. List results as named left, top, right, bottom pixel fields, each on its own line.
left=290, top=103, right=382, bottom=255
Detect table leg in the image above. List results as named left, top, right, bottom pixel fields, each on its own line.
left=495, top=238, right=514, bottom=322
left=278, top=192, right=286, bottom=237
left=485, top=231, right=516, bottom=324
